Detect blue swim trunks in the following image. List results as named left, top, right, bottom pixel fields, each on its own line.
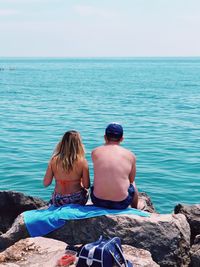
left=90, top=184, right=135, bottom=210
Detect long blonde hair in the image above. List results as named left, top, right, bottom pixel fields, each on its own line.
left=54, top=131, right=85, bottom=172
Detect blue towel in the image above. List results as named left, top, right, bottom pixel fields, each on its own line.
left=23, top=204, right=150, bottom=237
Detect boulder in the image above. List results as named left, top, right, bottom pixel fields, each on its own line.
left=0, top=190, right=155, bottom=251
left=0, top=212, right=191, bottom=266
left=190, top=235, right=200, bottom=267
left=0, top=237, right=159, bottom=267
left=0, top=191, right=47, bottom=233
left=0, top=191, right=191, bottom=266
left=0, top=215, right=30, bottom=251
left=174, top=204, right=200, bottom=243
left=0, top=237, right=67, bottom=267
left=46, top=213, right=190, bottom=266
left=138, top=192, right=157, bottom=213
left=0, top=190, right=155, bottom=235
left=122, top=245, right=159, bottom=267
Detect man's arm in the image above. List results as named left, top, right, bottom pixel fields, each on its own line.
left=91, top=149, right=96, bottom=162
left=129, top=154, right=136, bottom=184
left=43, top=160, right=54, bottom=187
left=129, top=154, right=139, bottom=208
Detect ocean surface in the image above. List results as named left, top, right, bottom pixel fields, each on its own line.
left=0, top=58, right=199, bottom=213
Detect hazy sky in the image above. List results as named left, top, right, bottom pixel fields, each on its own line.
left=0, top=0, right=200, bottom=57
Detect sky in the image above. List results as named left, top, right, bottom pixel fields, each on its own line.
left=0, top=0, right=200, bottom=57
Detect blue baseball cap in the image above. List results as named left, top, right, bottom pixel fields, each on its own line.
left=105, top=123, right=123, bottom=139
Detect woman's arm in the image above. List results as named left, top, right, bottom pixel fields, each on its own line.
left=81, top=159, right=90, bottom=189
left=43, top=160, right=54, bottom=187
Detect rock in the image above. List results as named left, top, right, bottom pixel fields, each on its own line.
left=46, top=213, right=190, bottom=266
left=190, top=235, right=200, bottom=267
left=0, top=237, right=67, bottom=267
left=174, top=204, right=200, bottom=243
left=0, top=212, right=191, bottom=266
left=122, top=245, right=159, bottom=267
left=0, top=191, right=191, bottom=266
left=0, top=191, right=47, bottom=233
left=0, top=190, right=155, bottom=236
left=0, top=214, right=29, bottom=251
left=138, top=192, right=157, bottom=213
left=0, top=237, right=159, bottom=267
left=0, top=190, right=154, bottom=250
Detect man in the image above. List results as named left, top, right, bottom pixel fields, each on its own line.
left=91, top=123, right=139, bottom=209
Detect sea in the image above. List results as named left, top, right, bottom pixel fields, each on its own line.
left=0, top=57, right=199, bottom=214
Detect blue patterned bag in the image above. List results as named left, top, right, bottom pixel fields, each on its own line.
left=76, top=236, right=133, bottom=267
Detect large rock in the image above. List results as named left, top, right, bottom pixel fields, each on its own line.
left=0, top=215, right=30, bottom=251
left=0, top=189, right=154, bottom=250
left=0, top=237, right=66, bottom=267
left=0, top=212, right=191, bottom=266
left=0, top=190, right=155, bottom=235
left=0, top=237, right=159, bottom=267
left=138, top=192, right=157, bottom=213
left=0, top=191, right=47, bottom=233
left=174, top=204, right=200, bottom=243
left=190, top=235, right=200, bottom=267
left=46, top=213, right=190, bottom=266
left=122, top=245, right=159, bottom=267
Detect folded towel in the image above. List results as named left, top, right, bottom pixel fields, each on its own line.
left=23, top=204, right=150, bottom=237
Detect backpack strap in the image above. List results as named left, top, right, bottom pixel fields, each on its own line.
left=109, top=243, right=133, bottom=267
left=86, top=236, right=103, bottom=266
left=86, top=245, right=98, bottom=266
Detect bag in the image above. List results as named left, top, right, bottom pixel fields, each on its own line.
left=76, top=236, right=133, bottom=267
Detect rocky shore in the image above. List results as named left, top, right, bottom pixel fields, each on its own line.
left=0, top=191, right=199, bottom=267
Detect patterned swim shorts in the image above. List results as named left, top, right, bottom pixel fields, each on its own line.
left=49, top=188, right=89, bottom=207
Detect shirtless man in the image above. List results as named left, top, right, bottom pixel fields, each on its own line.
left=91, top=123, right=139, bottom=209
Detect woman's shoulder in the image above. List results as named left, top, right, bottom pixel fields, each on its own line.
left=77, top=157, right=88, bottom=167
left=49, top=155, right=58, bottom=166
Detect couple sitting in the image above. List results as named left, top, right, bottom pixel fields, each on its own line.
left=43, top=123, right=139, bottom=210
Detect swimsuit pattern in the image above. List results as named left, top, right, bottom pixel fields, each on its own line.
left=49, top=188, right=88, bottom=207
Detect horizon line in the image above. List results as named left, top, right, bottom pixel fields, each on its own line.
left=1, top=56, right=200, bottom=59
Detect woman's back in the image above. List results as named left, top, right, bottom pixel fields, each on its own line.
left=43, top=130, right=90, bottom=206
left=51, top=156, right=87, bottom=195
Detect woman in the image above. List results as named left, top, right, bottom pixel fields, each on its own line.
left=43, top=130, right=90, bottom=206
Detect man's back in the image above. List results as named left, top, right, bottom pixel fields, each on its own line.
left=92, top=144, right=135, bottom=201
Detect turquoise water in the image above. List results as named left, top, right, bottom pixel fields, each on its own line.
left=0, top=58, right=199, bottom=213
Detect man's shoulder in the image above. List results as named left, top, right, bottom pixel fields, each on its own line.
left=120, top=146, right=136, bottom=159
left=92, top=146, right=104, bottom=155
left=92, top=145, right=135, bottom=159
left=91, top=146, right=104, bottom=161
left=91, top=146, right=104, bottom=155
